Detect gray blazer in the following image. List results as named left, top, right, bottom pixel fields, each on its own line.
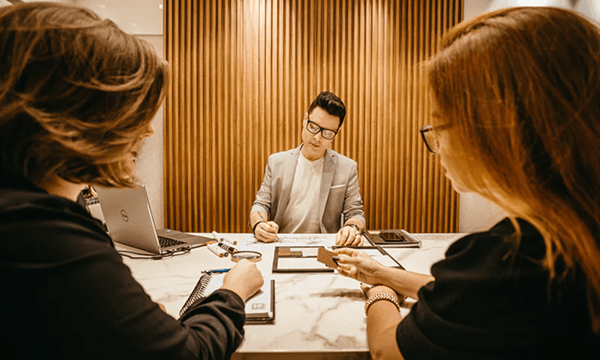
left=251, top=145, right=366, bottom=233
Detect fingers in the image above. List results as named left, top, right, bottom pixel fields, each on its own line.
left=349, top=234, right=362, bottom=246
left=336, top=226, right=362, bottom=246
left=268, top=221, right=279, bottom=232
left=336, top=262, right=356, bottom=278
left=335, top=254, right=363, bottom=266
left=360, top=283, right=371, bottom=295
left=335, top=226, right=353, bottom=246
left=333, top=248, right=357, bottom=256
left=335, top=229, right=345, bottom=245
left=333, top=248, right=369, bottom=259
left=255, top=222, right=279, bottom=243
left=223, top=260, right=264, bottom=301
left=260, top=222, right=278, bottom=234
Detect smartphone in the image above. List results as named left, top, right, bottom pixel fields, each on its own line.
left=379, top=232, right=405, bottom=242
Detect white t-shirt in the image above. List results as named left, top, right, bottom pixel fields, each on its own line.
left=279, top=153, right=324, bottom=233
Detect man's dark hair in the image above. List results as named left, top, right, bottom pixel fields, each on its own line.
left=308, top=91, right=346, bottom=128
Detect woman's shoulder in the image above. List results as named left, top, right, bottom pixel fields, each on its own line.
left=447, top=217, right=544, bottom=257
left=0, top=186, right=114, bottom=262
left=434, top=217, right=548, bottom=281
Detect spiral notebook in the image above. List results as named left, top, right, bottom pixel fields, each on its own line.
left=180, top=273, right=275, bottom=324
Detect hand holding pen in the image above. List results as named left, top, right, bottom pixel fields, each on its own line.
left=253, top=213, right=279, bottom=243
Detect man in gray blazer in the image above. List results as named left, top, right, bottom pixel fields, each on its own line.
left=250, top=91, right=365, bottom=246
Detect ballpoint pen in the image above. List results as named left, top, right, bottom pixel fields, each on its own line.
left=207, top=243, right=227, bottom=257
left=203, top=268, right=231, bottom=274
left=212, top=231, right=237, bottom=245
left=217, top=241, right=238, bottom=253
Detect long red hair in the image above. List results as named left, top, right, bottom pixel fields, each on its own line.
left=426, top=7, right=600, bottom=333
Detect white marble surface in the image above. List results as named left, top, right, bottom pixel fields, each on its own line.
left=119, top=232, right=464, bottom=359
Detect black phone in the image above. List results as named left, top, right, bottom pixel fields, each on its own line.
left=379, top=232, right=405, bottom=242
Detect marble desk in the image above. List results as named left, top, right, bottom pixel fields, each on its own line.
left=119, top=232, right=464, bottom=360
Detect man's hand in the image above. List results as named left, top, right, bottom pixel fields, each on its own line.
left=333, top=248, right=385, bottom=285
left=335, top=225, right=362, bottom=246
left=254, top=221, right=279, bottom=242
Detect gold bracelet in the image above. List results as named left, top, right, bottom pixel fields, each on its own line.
left=364, top=292, right=400, bottom=316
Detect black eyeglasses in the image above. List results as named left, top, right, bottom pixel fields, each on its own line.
left=420, top=125, right=440, bottom=154
left=306, top=118, right=338, bottom=140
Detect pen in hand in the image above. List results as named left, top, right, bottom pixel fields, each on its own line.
left=258, top=213, right=280, bottom=241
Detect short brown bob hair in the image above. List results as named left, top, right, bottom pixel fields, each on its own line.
left=0, top=2, right=168, bottom=188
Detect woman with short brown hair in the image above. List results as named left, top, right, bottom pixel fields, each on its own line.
left=0, top=3, right=263, bottom=359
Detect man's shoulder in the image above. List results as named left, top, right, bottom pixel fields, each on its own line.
left=326, top=149, right=357, bottom=166
left=268, top=147, right=300, bottom=163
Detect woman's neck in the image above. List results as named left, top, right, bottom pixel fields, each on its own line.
left=39, top=176, right=85, bottom=202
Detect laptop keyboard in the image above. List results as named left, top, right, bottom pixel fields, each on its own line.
left=158, top=236, right=186, bottom=248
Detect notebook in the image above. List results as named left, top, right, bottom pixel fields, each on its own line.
left=180, top=273, right=275, bottom=324
left=95, top=185, right=213, bottom=254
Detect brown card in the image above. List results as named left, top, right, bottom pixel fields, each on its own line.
left=317, top=247, right=338, bottom=269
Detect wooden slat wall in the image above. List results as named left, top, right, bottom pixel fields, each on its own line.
left=164, top=0, right=462, bottom=233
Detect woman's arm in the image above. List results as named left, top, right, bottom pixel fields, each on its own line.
left=334, top=248, right=434, bottom=299
left=377, top=266, right=434, bottom=300
left=363, top=285, right=405, bottom=360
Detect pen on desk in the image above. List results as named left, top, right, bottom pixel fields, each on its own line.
left=212, top=231, right=237, bottom=246
left=207, top=243, right=226, bottom=257
left=400, top=230, right=422, bottom=247
left=217, top=241, right=237, bottom=253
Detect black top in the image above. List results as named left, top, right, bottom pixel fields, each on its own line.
left=0, top=169, right=246, bottom=360
left=397, top=218, right=599, bottom=359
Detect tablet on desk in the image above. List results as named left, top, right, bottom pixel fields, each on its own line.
left=379, top=232, right=403, bottom=242
left=363, top=229, right=422, bottom=248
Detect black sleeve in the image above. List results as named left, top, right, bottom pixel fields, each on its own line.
left=395, top=219, right=592, bottom=359
left=64, top=246, right=247, bottom=360
left=2, top=199, right=246, bottom=360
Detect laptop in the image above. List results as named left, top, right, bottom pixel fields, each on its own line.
left=95, top=185, right=212, bottom=254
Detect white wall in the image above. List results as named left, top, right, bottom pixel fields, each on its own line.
left=74, top=0, right=166, bottom=228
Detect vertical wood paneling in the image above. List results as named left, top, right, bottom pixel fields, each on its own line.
left=164, top=0, right=462, bottom=233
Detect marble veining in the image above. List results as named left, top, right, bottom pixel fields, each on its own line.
left=120, top=232, right=462, bottom=359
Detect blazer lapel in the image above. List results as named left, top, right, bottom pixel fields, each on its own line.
left=275, top=145, right=302, bottom=224
left=318, top=149, right=337, bottom=224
